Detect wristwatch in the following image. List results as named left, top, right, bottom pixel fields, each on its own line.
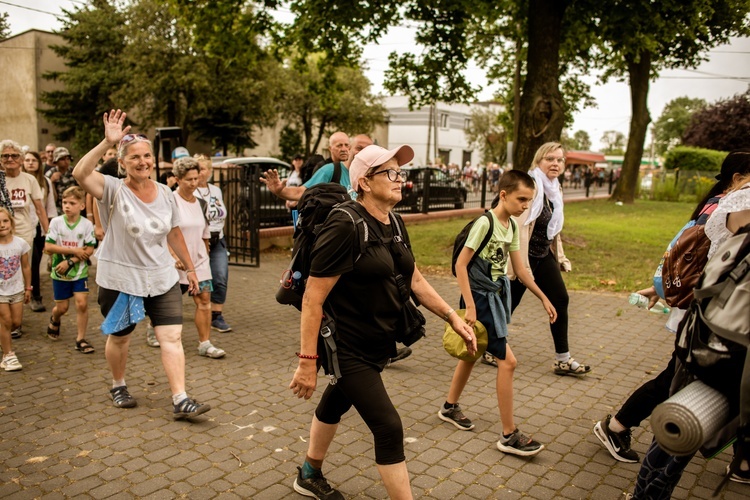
left=66, top=258, right=74, bottom=267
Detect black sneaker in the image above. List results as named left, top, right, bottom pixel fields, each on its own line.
left=173, top=397, right=211, bottom=420
left=110, top=386, right=137, bottom=408
left=385, top=346, right=412, bottom=367
left=293, top=466, right=344, bottom=499
left=593, top=415, right=639, bottom=463
left=496, top=428, right=544, bottom=456
left=10, top=327, right=22, bottom=339
left=438, top=404, right=475, bottom=430
left=727, top=464, right=750, bottom=484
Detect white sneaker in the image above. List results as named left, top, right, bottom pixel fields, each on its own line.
left=198, top=342, right=225, bottom=359
left=1, top=353, right=23, bottom=371
left=146, top=324, right=160, bottom=348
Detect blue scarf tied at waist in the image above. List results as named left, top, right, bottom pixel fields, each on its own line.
left=100, top=292, right=146, bottom=335
left=467, top=257, right=512, bottom=339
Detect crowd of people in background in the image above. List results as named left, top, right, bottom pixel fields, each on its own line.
left=1, top=114, right=748, bottom=499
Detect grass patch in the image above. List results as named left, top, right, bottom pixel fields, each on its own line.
left=406, top=199, right=695, bottom=292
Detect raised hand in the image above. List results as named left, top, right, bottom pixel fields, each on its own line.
left=103, top=109, right=131, bottom=146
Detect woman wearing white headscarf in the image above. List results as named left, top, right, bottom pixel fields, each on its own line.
left=507, top=142, right=590, bottom=376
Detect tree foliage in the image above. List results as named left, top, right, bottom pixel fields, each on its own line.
left=600, top=130, right=626, bottom=155
left=561, top=129, right=591, bottom=151
left=652, top=96, right=707, bottom=156
left=0, top=12, right=10, bottom=40
left=594, top=0, right=750, bottom=203
left=277, top=53, right=386, bottom=157
left=40, top=0, right=127, bottom=153
left=682, top=90, right=750, bottom=151
left=464, top=106, right=507, bottom=164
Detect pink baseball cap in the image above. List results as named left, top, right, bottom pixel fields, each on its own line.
left=349, top=144, right=414, bottom=192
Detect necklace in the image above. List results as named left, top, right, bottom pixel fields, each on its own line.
left=196, top=186, right=210, bottom=199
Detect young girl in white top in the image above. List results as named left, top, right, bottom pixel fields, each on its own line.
left=0, top=207, right=31, bottom=371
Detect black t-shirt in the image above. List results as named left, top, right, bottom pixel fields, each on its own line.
left=310, top=206, right=415, bottom=373
left=528, top=196, right=553, bottom=259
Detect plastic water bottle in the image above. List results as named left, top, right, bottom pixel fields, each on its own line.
left=629, top=293, right=670, bottom=314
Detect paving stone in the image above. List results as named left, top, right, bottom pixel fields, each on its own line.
left=0, top=253, right=741, bottom=498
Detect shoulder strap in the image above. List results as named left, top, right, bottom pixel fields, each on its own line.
left=197, top=197, right=210, bottom=226
left=331, top=161, right=342, bottom=185
left=330, top=202, right=368, bottom=261
left=474, top=211, right=495, bottom=257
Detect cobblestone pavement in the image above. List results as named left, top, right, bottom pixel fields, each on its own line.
left=0, top=252, right=746, bottom=499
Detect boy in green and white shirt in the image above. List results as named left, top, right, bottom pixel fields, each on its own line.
left=44, top=186, right=96, bottom=353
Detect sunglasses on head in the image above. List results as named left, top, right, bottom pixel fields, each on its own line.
left=119, top=134, right=149, bottom=149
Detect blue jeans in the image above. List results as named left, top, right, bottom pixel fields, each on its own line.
left=209, top=236, right=228, bottom=305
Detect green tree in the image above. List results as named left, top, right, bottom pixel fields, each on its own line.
left=0, top=12, right=10, bottom=40
left=652, top=96, right=707, bottom=156
left=682, top=90, right=750, bottom=151
left=562, top=129, right=592, bottom=151
left=40, top=0, right=127, bottom=153
left=464, top=106, right=507, bottom=164
left=277, top=53, right=386, bottom=157
left=596, top=0, right=750, bottom=203
left=600, top=130, right=626, bottom=155
left=278, top=125, right=304, bottom=162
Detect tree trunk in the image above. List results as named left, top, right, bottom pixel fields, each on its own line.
left=611, top=50, right=652, bottom=204
left=515, top=0, right=569, bottom=172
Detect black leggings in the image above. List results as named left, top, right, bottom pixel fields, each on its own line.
left=510, top=251, right=570, bottom=354
left=31, top=224, right=45, bottom=300
left=616, top=351, right=676, bottom=429
left=315, top=365, right=404, bottom=465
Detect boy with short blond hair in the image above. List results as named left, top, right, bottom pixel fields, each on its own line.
left=44, top=186, right=96, bottom=353
left=439, top=170, right=557, bottom=456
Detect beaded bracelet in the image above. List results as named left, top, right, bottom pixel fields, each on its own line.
left=296, top=352, right=319, bottom=360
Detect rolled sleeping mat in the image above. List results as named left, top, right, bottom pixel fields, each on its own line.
left=651, top=380, right=731, bottom=456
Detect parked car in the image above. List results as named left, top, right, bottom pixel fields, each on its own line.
left=212, top=157, right=293, bottom=227
left=397, top=166, right=468, bottom=213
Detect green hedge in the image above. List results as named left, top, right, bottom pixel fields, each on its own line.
left=663, top=146, right=727, bottom=171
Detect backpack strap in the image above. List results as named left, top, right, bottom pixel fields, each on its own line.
left=331, top=162, right=342, bottom=185
left=473, top=211, right=495, bottom=259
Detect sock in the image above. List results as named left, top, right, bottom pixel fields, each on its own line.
left=443, top=401, right=457, bottom=411
left=113, top=379, right=126, bottom=389
left=172, top=392, right=187, bottom=405
left=301, top=459, right=322, bottom=479
left=212, top=311, right=220, bottom=320
left=199, top=340, right=211, bottom=350
left=609, top=416, right=627, bottom=433
left=556, top=352, right=580, bottom=370
left=501, top=429, right=516, bottom=441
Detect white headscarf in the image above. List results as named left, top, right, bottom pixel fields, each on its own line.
left=526, top=167, right=564, bottom=239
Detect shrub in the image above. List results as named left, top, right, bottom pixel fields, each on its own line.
left=663, top=146, right=727, bottom=171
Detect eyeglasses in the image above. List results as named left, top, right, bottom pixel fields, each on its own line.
left=366, top=168, right=407, bottom=182
left=543, top=156, right=565, bottom=164
left=1, top=153, right=21, bottom=161
left=119, top=134, right=149, bottom=149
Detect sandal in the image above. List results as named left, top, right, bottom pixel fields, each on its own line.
left=47, top=316, right=61, bottom=340
left=75, top=339, right=95, bottom=354
left=554, top=359, right=591, bottom=376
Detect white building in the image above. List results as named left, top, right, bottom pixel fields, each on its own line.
left=382, top=95, right=503, bottom=167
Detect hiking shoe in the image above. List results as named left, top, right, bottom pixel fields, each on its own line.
left=496, top=428, right=544, bottom=456
left=211, top=314, right=232, bottom=333
left=438, top=404, right=475, bottom=430
left=480, top=351, right=498, bottom=367
left=593, top=415, right=639, bottom=463
left=554, top=358, right=591, bottom=376
left=198, top=342, right=225, bottom=359
left=110, top=386, right=137, bottom=408
left=293, top=466, right=344, bottom=499
left=385, top=346, right=412, bottom=367
left=727, top=463, right=750, bottom=484
left=1, top=353, right=22, bottom=372
left=10, top=327, right=22, bottom=339
left=173, top=397, right=211, bottom=420
left=146, top=324, right=160, bottom=348
left=30, top=298, right=46, bottom=312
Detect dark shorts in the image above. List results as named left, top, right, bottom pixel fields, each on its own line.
left=52, top=278, right=89, bottom=301
left=98, top=283, right=183, bottom=337
left=462, top=290, right=509, bottom=360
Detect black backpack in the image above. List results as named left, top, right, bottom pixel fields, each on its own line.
left=300, top=157, right=342, bottom=185
left=451, top=212, right=515, bottom=276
